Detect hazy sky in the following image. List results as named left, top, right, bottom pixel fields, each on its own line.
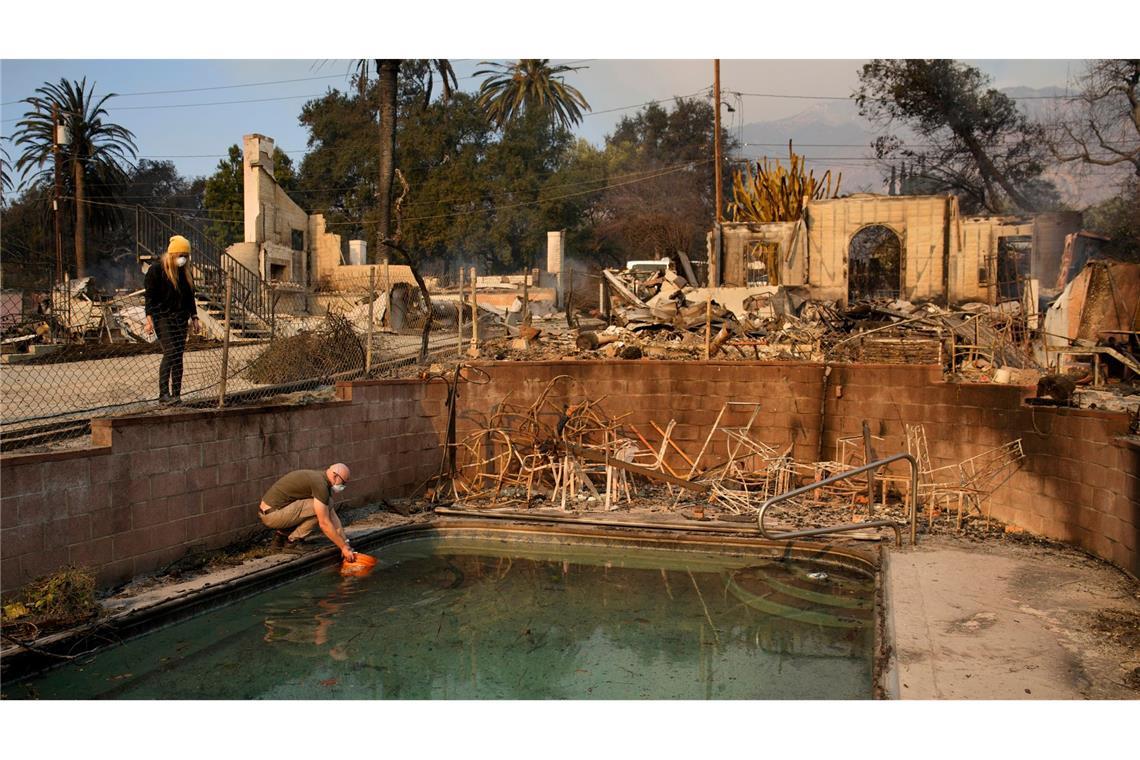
left=0, top=57, right=1084, bottom=190
left=0, top=1, right=1121, bottom=193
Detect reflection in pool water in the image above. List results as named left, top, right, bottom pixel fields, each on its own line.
left=5, top=534, right=875, bottom=699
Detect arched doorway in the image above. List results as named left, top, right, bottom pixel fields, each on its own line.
left=847, top=225, right=902, bottom=302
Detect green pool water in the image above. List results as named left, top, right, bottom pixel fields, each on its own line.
left=3, top=532, right=876, bottom=699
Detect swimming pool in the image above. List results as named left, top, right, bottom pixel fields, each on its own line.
left=3, top=523, right=879, bottom=699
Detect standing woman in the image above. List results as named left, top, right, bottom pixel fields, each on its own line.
left=144, top=235, right=200, bottom=404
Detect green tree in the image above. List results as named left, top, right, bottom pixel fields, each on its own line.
left=121, top=159, right=200, bottom=212
left=0, top=140, right=12, bottom=204
left=1082, top=177, right=1140, bottom=260
left=577, top=97, right=737, bottom=266
left=202, top=144, right=293, bottom=248
left=273, top=148, right=298, bottom=193
left=392, top=91, right=496, bottom=267
left=546, top=139, right=623, bottom=267
left=298, top=77, right=580, bottom=277
left=297, top=87, right=380, bottom=247
left=202, top=145, right=245, bottom=248
left=475, top=59, right=590, bottom=132
left=480, top=108, right=577, bottom=271
left=854, top=59, right=1057, bottom=214
left=88, top=159, right=205, bottom=287
left=353, top=59, right=457, bottom=263
left=12, top=78, right=138, bottom=278
left=0, top=183, right=54, bottom=290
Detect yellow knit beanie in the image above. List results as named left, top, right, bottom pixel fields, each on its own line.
left=167, top=235, right=191, bottom=255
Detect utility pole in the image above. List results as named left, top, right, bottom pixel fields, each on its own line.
left=714, top=59, right=723, bottom=224
left=52, top=103, right=64, bottom=284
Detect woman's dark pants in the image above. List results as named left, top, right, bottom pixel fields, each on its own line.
left=155, top=315, right=188, bottom=398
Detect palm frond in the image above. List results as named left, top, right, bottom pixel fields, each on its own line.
left=475, top=59, right=590, bottom=131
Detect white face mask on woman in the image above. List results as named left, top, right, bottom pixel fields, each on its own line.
left=176, top=256, right=188, bottom=267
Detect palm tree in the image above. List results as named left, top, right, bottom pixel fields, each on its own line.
left=475, top=59, right=591, bottom=131
left=1, top=140, right=13, bottom=205
left=13, top=78, right=137, bottom=278
left=354, top=59, right=456, bottom=264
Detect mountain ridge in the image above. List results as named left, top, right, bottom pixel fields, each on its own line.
left=728, top=86, right=1127, bottom=206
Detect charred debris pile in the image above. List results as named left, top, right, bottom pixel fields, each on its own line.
left=477, top=260, right=1138, bottom=417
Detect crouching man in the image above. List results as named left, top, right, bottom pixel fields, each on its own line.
left=258, top=463, right=355, bottom=561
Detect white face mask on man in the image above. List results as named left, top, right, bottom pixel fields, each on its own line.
left=332, top=483, right=346, bottom=494
left=176, top=256, right=188, bottom=267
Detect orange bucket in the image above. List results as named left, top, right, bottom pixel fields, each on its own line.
left=340, top=553, right=378, bottom=576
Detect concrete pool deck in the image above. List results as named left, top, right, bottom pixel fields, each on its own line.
left=885, top=535, right=1140, bottom=699
left=5, top=506, right=1138, bottom=700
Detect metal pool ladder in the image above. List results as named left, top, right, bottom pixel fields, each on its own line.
left=757, top=453, right=919, bottom=547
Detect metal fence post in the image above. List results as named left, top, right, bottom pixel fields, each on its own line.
left=469, top=265, right=479, bottom=355
left=457, top=266, right=465, bottom=358
left=218, top=272, right=233, bottom=408
left=384, top=257, right=392, bottom=329
left=366, top=267, right=375, bottom=375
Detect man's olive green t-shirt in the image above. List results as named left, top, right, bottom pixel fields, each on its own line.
left=263, top=469, right=332, bottom=509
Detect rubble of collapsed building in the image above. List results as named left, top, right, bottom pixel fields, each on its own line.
left=478, top=192, right=1138, bottom=420
left=0, top=277, right=156, bottom=364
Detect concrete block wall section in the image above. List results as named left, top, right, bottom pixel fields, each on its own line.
left=2, top=360, right=1136, bottom=591
left=454, top=361, right=1136, bottom=577
left=0, top=380, right=448, bottom=593
left=455, top=361, right=827, bottom=474
left=822, top=364, right=1137, bottom=576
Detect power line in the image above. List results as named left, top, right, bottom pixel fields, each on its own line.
left=33, top=157, right=708, bottom=204
left=1, top=59, right=598, bottom=116
left=730, top=90, right=1084, bottom=102
left=0, top=59, right=596, bottom=105
left=327, top=159, right=713, bottom=226
left=735, top=149, right=1132, bottom=164
left=0, top=74, right=350, bottom=107
left=0, top=92, right=327, bottom=124
left=584, top=88, right=710, bottom=117
left=68, top=196, right=242, bottom=224
left=65, top=159, right=710, bottom=225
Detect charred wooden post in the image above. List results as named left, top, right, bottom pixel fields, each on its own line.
left=575, top=331, right=622, bottom=350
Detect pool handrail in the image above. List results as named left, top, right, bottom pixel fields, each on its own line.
left=757, top=452, right=919, bottom=547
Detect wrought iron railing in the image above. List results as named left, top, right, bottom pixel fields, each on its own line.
left=134, top=205, right=274, bottom=335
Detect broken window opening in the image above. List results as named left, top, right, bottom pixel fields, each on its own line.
left=847, top=225, right=902, bottom=302
left=996, top=235, right=1032, bottom=301
left=291, top=229, right=305, bottom=252
left=745, top=241, right=780, bottom=286
left=269, top=263, right=288, bottom=282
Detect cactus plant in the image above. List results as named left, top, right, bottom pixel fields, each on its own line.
left=728, top=141, right=842, bottom=223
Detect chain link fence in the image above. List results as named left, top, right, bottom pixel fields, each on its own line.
left=1, top=268, right=493, bottom=453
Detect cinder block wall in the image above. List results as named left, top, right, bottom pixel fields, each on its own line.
left=824, top=363, right=1138, bottom=576
left=0, top=380, right=447, bottom=593
left=452, top=361, right=826, bottom=467
left=2, top=362, right=1136, bottom=593
left=453, top=361, right=1136, bottom=577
